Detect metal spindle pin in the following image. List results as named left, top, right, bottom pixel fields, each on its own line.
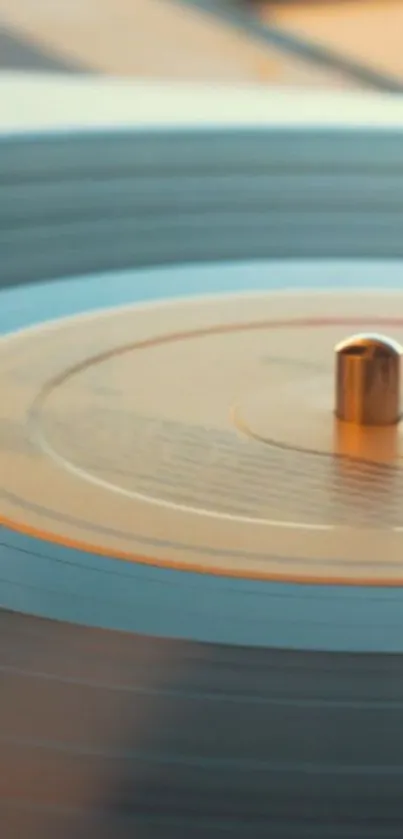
left=335, top=333, right=402, bottom=426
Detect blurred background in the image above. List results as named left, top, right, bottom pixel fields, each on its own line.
left=1, top=0, right=403, bottom=94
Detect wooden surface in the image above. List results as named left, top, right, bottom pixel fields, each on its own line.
left=0, top=0, right=357, bottom=86
left=262, top=0, right=403, bottom=79
left=1, top=0, right=403, bottom=87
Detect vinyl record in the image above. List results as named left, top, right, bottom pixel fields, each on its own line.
left=2, top=82, right=403, bottom=838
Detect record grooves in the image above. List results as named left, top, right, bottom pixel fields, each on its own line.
left=2, top=105, right=403, bottom=837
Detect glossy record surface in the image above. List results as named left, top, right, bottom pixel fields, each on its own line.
left=2, top=268, right=403, bottom=837
left=3, top=263, right=403, bottom=658
left=3, top=93, right=403, bottom=834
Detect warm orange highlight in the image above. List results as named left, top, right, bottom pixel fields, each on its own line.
left=0, top=512, right=401, bottom=588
